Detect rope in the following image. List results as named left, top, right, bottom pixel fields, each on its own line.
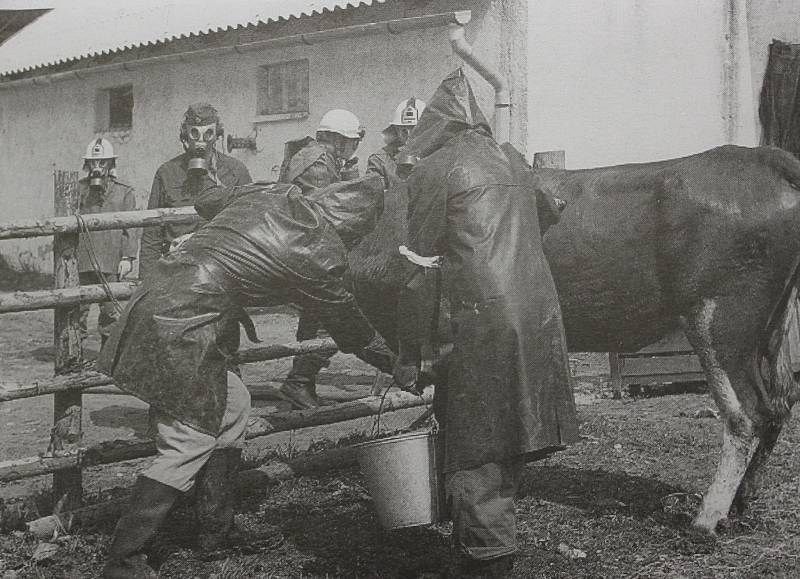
left=75, top=213, right=124, bottom=315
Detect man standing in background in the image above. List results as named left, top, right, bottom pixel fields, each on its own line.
left=139, top=103, right=251, bottom=280
left=278, top=108, right=365, bottom=409
left=76, top=137, right=137, bottom=349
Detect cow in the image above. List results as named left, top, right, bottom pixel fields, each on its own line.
left=347, top=143, right=800, bottom=536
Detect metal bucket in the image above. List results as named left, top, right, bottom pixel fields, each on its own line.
left=355, top=430, right=440, bottom=529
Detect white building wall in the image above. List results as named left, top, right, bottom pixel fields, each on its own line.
left=527, top=0, right=734, bottom=169
left=0, top=0, right=528, bottom=272
left=0, top=26, right=460, bottom=271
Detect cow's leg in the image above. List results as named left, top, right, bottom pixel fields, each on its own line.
left=683, top=299, right=759, bottom=534
left=731, top=421, right=782, bottom=517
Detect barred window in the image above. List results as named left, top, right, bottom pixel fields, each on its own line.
left=257, top=59, right=309, bottom=116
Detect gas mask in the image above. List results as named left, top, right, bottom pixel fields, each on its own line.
left=383, top=125, right=412, bottom=149
left=395, top=152, right=419, bottom=181
left=87, top=159, right=111, bottom=189
left=182, top=123, right=218, bottom=175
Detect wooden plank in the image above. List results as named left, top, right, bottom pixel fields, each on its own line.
left=246, top=388, right=432, bottom=438
left=0, top=338, right=340, bottom=401
left=0, top=206, right=200, bottom=240
left=52, top=169, right=83, bottom=511
left=236, top=337, right=337, bottom=364
left=617, top=355, right=703, bottom=377
left=0, top=282, right=138, bottom=313
left=0, top=388, right=432, bottom=482
left=613, top=330, right=705, bottom=388
left=12, top=446, right=360, bottom=533
left=618, top=372, right=707, bottom=387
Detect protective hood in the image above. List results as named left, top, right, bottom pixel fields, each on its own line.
left=305, top=174, right=384, bottom=246
left=399, top=68, right=491, bottom=167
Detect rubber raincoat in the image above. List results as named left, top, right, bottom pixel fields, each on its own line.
left=398, top=69, right=578, bottom=473
left=97, top=175, right=386, bottom=435
left=345, top=142, right=413, bottom=349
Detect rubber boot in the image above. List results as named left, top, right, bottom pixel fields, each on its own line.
left=103, top=476, right=181, bottom=579
left=195, top=447, right=242, bottom=551
left=279, top=354, right=328, bottom=410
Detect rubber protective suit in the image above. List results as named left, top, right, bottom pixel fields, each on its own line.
left=97, top=174, right=390, bottom=435
left=397, top=69, right=579, bottom=474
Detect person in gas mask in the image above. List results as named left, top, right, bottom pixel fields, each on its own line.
left=98, top=172, right=394, bottom=578
left=393, top=70, right=579, bottom=578
left=346, top=97, right=427, bottom=350
left=139, top=103, right=251, bottom=280
left=277, top=109, right=365, bottom=409
left=76, top=138, right=138, bottom=348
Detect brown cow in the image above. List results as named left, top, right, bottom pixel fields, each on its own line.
left=536, top=144, right=800, bottom=534
left=348, top=144, right=800, bottom=535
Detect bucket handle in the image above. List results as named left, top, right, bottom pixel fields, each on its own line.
left=371, top=385, right=434, bottom=438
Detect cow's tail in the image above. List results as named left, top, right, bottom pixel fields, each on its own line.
left=757, top=256, right=800, bottom=419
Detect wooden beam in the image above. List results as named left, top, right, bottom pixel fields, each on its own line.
left=12, top=446, right=361, bottom=533
left=0, top=370, right=114, bottom=401
left=0, top=282, right=138, bottom=313
left=0, top=207, right=200, bottom=240
left=0, top=339, right=340, bottom=401
left=0, top=388, right=432, bottom=482
left=246, top=388, right=433, bottom=438
left=235, top=337, right=337, bottom=364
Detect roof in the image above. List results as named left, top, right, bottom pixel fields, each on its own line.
left=0, top=0, right=384, bottom=77
left=0, top=9, right=50, bottom=48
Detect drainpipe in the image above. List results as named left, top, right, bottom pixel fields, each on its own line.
left=448, top=23, right=510, bottom=144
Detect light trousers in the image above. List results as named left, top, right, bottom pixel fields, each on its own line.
left=144, top=371, right=251, bottom=492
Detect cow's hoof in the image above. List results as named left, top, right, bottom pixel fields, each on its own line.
left=730, top=490, right=754, bottom=518
left=687, top=521, right=719, bottom=542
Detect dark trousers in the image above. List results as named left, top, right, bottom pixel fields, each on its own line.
left=435, top=374, right=523, bottom=561
left=445, top=458, right=523, bottom=561
left=286, top=310, right=334, bottom=384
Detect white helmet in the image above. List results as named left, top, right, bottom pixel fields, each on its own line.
left=390, top=97, right=426, bottom=127
left=317, top=109, right=365, bottom=140
left=83, top=138, right=116, bottom=160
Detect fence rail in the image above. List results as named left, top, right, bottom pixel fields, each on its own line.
left=0, top=206, right=200, bottom=239
left=0, top=282, right=138, bottom=313
left=0, top=179, right=415, bottom=516
left=0, top=389, right=431, bottom=483
left=0, top=338, right=338, bottom=402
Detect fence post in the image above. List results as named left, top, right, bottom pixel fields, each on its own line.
left=52, top=169, right=83, bottom=510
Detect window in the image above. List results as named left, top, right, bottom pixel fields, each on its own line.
left=95, top=84, right=133, bottom=131
left=257, top=59, right=309, bottom=117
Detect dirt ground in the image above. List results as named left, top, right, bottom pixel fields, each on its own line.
left=3, top=310, right=800, bottom=577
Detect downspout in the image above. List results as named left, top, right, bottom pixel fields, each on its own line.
left=448, top=23, right=510, bottom=144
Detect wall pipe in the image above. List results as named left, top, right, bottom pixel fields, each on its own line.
left=0, top=11, right=473, bottom=90
left=448, top=23, right=510, bottom=144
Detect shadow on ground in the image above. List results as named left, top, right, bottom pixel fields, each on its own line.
left=522, top=464, right=691, bottom=527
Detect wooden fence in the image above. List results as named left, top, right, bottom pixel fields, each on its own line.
left=0, top=170, right=429, bottom=513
